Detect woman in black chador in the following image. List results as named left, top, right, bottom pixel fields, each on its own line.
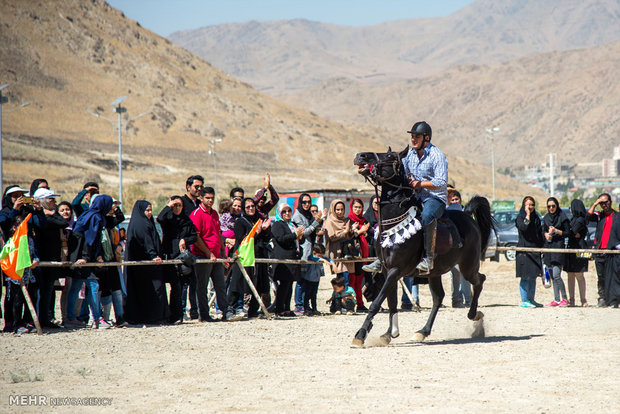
left=125, top=200, right=168, bottom=324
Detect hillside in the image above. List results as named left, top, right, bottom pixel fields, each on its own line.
left=0, top=0, right=546, bottom=206
left=169, top=0, right=620, bottom=94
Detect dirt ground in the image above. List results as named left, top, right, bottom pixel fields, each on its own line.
left=1, top=260, right=618, bottom=413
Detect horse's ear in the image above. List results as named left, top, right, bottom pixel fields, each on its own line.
left=400, top=146, right=409, bottom=158
left=388, top=146, right=392, bottom=153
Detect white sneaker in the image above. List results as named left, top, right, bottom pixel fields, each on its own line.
left=97, top=318, right=113, bottom=329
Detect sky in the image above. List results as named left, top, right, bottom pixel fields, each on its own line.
left=107, top=0, right=477, bottom=37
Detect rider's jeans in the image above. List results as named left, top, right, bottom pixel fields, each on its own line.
left=420, top=197, right=446, bottom=226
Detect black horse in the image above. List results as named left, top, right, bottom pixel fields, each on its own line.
left=352, top=147, right=493, bottom=347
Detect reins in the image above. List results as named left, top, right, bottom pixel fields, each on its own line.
left=363, top=150, right=417, bottom=267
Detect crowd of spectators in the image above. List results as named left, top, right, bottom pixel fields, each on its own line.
left=1, top=174, right=618, bottom=334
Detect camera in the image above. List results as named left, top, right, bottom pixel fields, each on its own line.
left=22, top=196, right=33, bottom=204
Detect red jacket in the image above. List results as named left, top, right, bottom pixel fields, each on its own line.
left=190, top=204, right=222, bottom=258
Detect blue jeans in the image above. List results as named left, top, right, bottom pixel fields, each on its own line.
left=67, top=278, right=101, bottom=321
left=294, top=282, right=304, bottom=310
left=100, top=290, right=124, bottom=320
left=519, top=278, right=537, bottom=303
left=420, top=197, right=446, bottom=226
left=401, top=277, right=419, bottom=306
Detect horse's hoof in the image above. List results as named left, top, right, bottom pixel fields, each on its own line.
left=351, top=338, right=365, bottom=348
left=379, top=333, right=392, bottom=345
left=473, top=311, right=484, bottom=321
left=411, top=332, right=426, bottom=342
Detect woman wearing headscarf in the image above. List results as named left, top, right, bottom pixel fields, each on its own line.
left=363, top=195, right=379, bottom=251
left=66, top=194, right=115, bottom=328
left=515, top=196, right=544, bottom=308
left=29, top=178, right=49, bottom=198
left=542, top=197, right=570, bottom=307
left=345, top=199, right=371, bottom=312
left=157, top=195, right=197, bottom=324
left=565, top=199, right=589, bottom=307
left=57, top=201, right=75, bottom=324
left=271, top=203, right=304, bottom=316
left=93, top=195, right=126, bottom=327
left=31, top=188, right=66, bottom=328
left=291, top=193, right=325, bottom=313
left=125, top=200, right=168, bottom=325
left=228, top=197, right=272, bottom=318
left=323, top=199, right=354, bottom=281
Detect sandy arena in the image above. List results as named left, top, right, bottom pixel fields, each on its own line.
left=1, top=260, right=618, bottom=413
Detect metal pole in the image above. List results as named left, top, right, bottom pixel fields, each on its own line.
left=0, top=92, right=3, bottom=199
left=117, top=105, right=123, bottom=206
left=549, top=153, right=555, bottom=197
left=213, top=142, right=218, bottom=196
left=0, top=85, right=7, bottom=198
left=491, top=135, right=495, bottom=201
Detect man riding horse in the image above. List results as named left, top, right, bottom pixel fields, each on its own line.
left=363, top=121, right=448, bottom=274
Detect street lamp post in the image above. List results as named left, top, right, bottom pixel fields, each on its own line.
left=91, top=99, right=149, bottom=207
left=486, top=127, right=500, bottom=201
left=111, top=96, right=127, bottom=206
left=0, top=83, right=31, bottom=197
left=208, top=138, right=223, bottom=196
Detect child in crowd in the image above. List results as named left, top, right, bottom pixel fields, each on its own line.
left=302, top=243, right=337, bottom=316
left=327, top=276, right=356, bottom=315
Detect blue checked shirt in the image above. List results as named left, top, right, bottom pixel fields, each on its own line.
left=402, top=143, right=448, bottom=203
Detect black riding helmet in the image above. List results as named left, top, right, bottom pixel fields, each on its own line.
left=407, top=121, right=432, bottom=141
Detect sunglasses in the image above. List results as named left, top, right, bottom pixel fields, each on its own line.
left=547, top=205, right=557, bottom=209
left=600, top=200, right=610, bottom=205
left=301, top=200, right=311, bottom=204
left=281, top=209, right=292, bottom=214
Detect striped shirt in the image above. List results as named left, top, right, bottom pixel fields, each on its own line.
left=402, top=143, right=448, bottom=203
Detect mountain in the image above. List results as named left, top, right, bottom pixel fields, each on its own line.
left=169, top=0, right=620, bottom=94
left=0, top=0, right=546, bottom=207
left=282, top=42, right=620, bottom=168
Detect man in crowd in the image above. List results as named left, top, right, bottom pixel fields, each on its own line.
left=588, top=193, right=620, bottom=307
left=181, top=175, right=203, bottom=319
left=71, top=181, right=99, bottom=217
left=229, top=187, right=244, bottom=200
left=190, top=187, right=242, bottom=322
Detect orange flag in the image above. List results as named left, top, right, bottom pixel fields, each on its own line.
left=0, top=213, right=32, bottom=280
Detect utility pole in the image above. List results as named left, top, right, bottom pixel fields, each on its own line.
left=548, top=153, right=555, bottom=197
left=208, top=138, right=223, bottom=197
left=486, top=127, right=500, bottom=201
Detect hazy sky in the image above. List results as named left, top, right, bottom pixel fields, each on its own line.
left=107, top=0, right=477, bottom=37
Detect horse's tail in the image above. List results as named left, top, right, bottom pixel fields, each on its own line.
left=464, top=196, right=495, bottom=257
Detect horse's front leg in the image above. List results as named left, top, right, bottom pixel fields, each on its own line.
left=352, top=267, right=400, bottom=347
left=379, top=283, right=400, bottom=345
left=412, top=274, right=444, bottom=342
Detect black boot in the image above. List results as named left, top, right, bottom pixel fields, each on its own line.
left=416, top=220, right=437, bottom=275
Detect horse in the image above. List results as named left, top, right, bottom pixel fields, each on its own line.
left=351, top=147, right=493, bottom=347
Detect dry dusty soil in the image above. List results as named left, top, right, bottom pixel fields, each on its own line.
left=1, top=260, right=619, bottom=413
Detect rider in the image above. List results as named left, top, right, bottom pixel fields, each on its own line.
left=363, top=121, right=448, bottom=275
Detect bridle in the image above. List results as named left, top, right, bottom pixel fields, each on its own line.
left=361, top=150, right=417, bottom=267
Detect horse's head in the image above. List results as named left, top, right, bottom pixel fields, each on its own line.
left=354, top=146, right=409, bottom=182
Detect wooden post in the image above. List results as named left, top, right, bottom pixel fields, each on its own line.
left=398, top=278, right=421, bottom=312
left=235, top=259, right=271, bottom=319
left=19, top=279, right=42, bottom=335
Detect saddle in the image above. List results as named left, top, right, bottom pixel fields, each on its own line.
left=435, top=217, right=462, bottom=255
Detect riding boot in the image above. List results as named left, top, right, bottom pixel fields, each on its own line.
left=362, top=259, right=382, bottom=273
left=416, top=220, right=437, bottom=275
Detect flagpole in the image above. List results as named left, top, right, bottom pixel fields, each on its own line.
left=19, top=279, right=42, bottom=335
